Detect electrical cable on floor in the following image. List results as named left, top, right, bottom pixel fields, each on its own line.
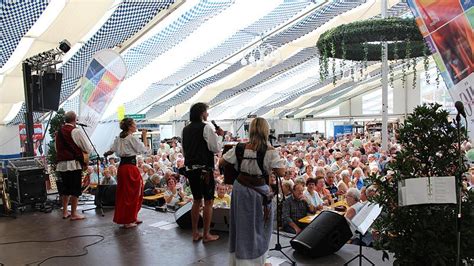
left=0, top=234, right=104, bottom=266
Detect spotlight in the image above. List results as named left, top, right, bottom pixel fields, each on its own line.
left=58, top=39, right=71, bottom=53
left=24, top=39, right=71, bottom=70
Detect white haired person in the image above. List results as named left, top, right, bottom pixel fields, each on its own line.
left=344, top=188, right=363, bottom=220
left=55, top=111, right=93, bottom=220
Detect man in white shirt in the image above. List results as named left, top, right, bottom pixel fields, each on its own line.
left=55, top=111, right=93, bottom=220
left=182, top=103, right=224, bottom=243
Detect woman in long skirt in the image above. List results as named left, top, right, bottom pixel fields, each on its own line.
left=220, top=117, right=286, bottom=265
left=108, top=118, right=149, bottom=228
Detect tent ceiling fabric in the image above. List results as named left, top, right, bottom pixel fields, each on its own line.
left=131, top=0, right=315, bottom=119
left=1, top=1, right=49, bottom=68
left=5, top=0, right=176, bottom=125
left=0, top=0, right=410, bottom=126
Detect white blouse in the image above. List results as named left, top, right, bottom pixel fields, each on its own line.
left=223, top=145, right=285, bottom=175
left=109, top=134, right=149, bottom=157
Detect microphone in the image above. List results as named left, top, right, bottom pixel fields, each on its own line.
left=455, top=101, right=467, bottom=119
left=211, top=120, right=221, bottom=130
left=77, top=122, right=88, bottom=127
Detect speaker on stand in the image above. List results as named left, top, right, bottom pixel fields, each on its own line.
left=290, top=211, right=353, bottom=257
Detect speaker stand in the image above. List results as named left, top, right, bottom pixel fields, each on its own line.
left=344, top=231, right=374, bottom=266
left=269, top=176, right=296, bottom=266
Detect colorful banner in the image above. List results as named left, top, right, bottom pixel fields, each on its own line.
left=19, top=123, right=43, bottom=141
left=79, top=49, right=127, bottom=134
left=407, top=0, right=474, bottom=139
left=19, top=123, right=43, bottom=156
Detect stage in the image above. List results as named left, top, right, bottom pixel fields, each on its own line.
left=0, top=203, right=393, bottom=265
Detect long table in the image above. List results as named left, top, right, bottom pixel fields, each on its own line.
left=298, top=200, right=349, bottom=224
left=143, top=193, right=165, bottom=201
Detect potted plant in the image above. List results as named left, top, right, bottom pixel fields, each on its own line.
left=369, top=103, right=474, bottom=264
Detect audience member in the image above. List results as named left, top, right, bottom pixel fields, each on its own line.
left=282, top=183, right=316, bottom=234
left=214, top=183, right=231, bottom=207
left=344, top=188, right=363, bottom=220
left=303, top=178, right=324, bottom=210
left=144, top=174, right=162, bottom=196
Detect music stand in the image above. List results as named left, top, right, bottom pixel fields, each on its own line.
left=344, top=203, right=382, bottom=266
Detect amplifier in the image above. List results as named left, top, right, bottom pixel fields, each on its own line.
left=7, top=158, right=47, bottom=205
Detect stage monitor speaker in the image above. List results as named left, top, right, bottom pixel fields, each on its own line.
left=95, top=185, right=116, bottom=207
left=290, top=211, right=353, bottom=258
left=32, top=72, right=62, bottom=112
left=175, top=202, right=203, bottom=229
left=210, top=207, right=230, bottom=232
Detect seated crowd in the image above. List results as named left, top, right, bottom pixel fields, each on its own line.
left=81, top=133, right=474, bottom=242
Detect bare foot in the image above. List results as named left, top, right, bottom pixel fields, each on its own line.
left=192, top=233, right=203, bottom=242
left=135, top=220, right=143, bottom=225
left=123, top=223, right=137, bottom=229
left=70, top=214, right=85, bottom=221
left=62, top=212, right=71, bottom=219
left=203, top=234, right=219, bottom=243
left=264, top=263, right=272, bottom=266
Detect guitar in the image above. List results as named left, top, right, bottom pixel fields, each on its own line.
left=82, top=152, right=90, bottom=169
left=0, top=175, right=12, bottom=214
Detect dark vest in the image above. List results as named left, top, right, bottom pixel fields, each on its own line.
left=182, top=122, right=214, bottom=168
left=56, top=124, right=83, bottom=162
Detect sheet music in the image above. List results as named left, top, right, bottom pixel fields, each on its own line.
left=349, top=203, right=382, bottom=235
left=398, top=176, right=456, bottom=206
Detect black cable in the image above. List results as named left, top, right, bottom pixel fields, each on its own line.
left=0, top=234, right=104, bottom=266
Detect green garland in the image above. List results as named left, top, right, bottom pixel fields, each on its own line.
left=47, top=109, right=65, bottom=172
left=317, top=18, right=430, bottom=61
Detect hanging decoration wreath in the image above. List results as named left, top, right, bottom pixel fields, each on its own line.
left=316, top=18, right=432, bottom=87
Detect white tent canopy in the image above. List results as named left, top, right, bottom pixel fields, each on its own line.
left=1, top=0, right=411, bottom=128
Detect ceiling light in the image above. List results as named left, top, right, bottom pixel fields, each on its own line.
left=240, top=40, right=282, bottom=68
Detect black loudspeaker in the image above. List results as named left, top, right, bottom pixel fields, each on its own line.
left=95, top=185, right=116, bottom=206
left=210, top=207, right=230, bottom=232
left=7, top=159, right=47, bottom=205
left=174, top=202, right=203, bottom=229
left=32, top=72, right=62, bottom=112
left=290, top=211, right=353, bottom=257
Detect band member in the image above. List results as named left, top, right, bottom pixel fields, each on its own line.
left=219, top=117, right=285, bottom=265
left=182, top=103, right=224, bottom=242
left=108, top=118, right=149, bottom=228
left=55, top=111, right=93, bottom=220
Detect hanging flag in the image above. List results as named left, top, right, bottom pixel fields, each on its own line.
left=79, top=49, right=127, bottom=133
left=407, top=1, right=474, bottom=139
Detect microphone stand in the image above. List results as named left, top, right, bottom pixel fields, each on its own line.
left=455, top=113, right=466, bottom=266
left=235, top=113, right=251, bottom=137
left=269, top=176, right=296, bottom=266
left=78, top=125, right=105, bottom=217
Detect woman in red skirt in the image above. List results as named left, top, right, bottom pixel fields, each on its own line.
left=108, top=118, right=149, bottom=228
